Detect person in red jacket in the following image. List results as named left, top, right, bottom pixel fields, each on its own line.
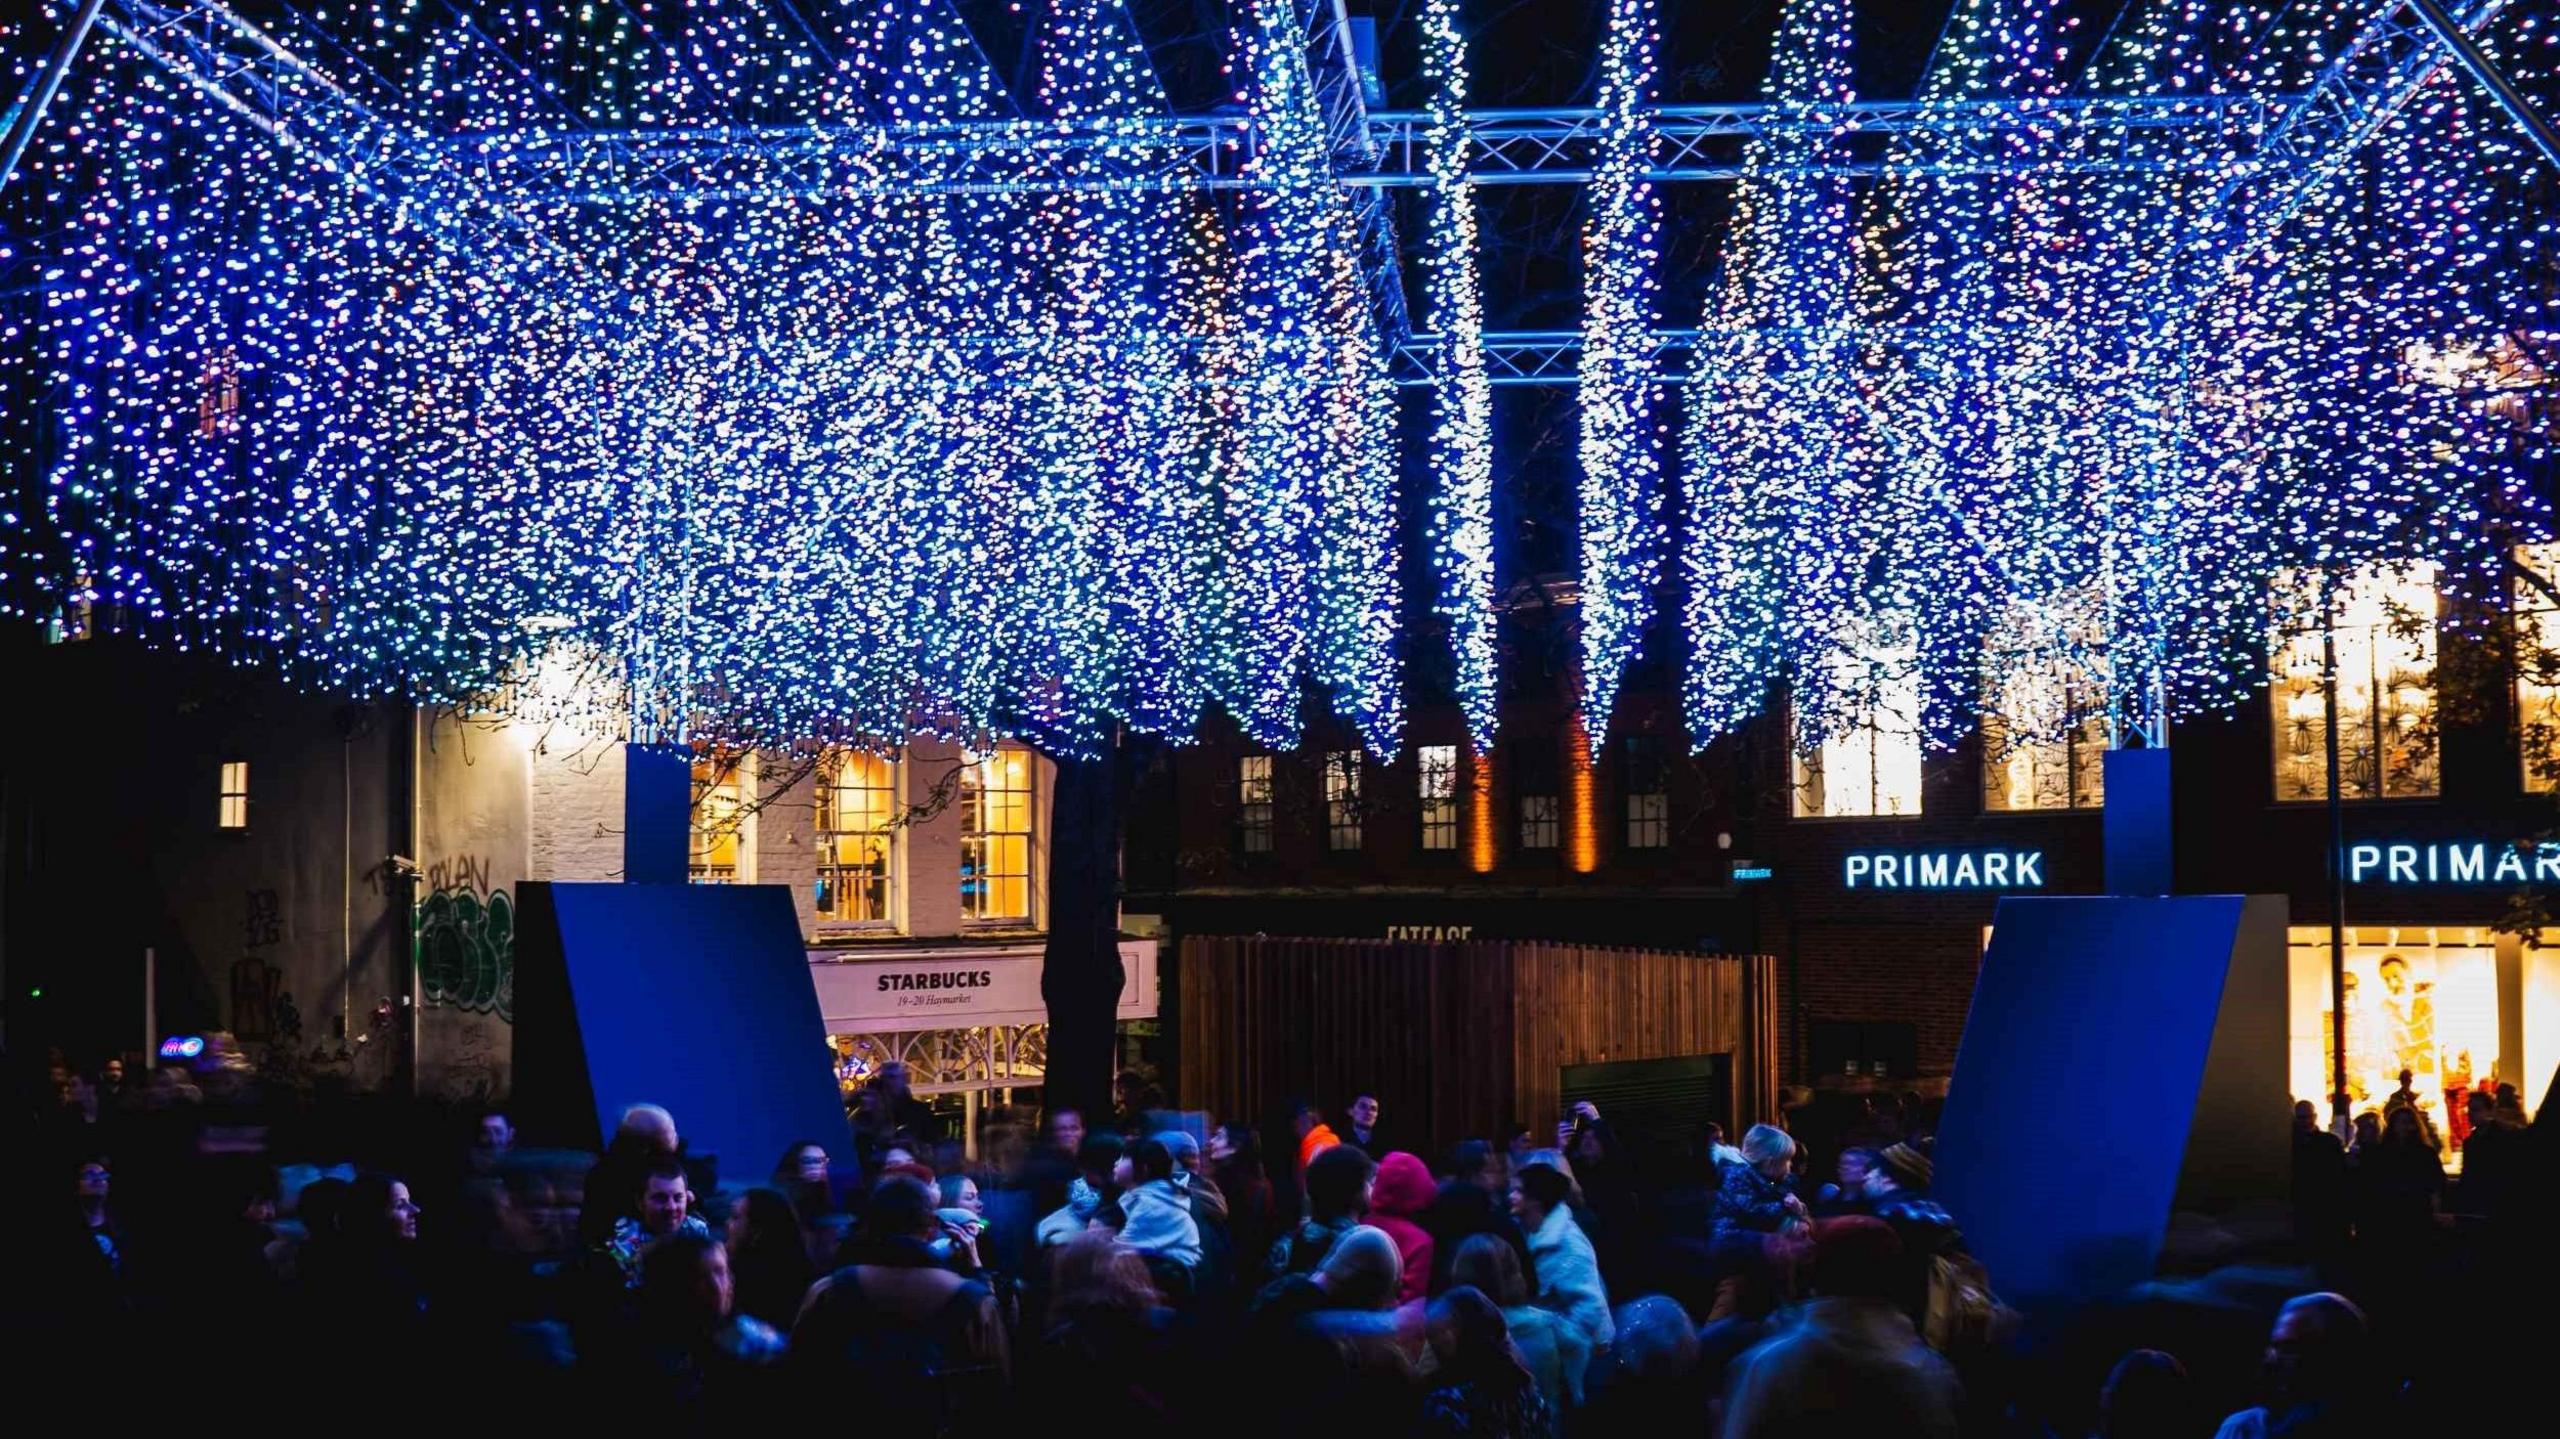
left=1367, top=1151, right=1437, bottom=1304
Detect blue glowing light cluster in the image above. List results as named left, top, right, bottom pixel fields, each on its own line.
left=11, top=0, right=1400, bottom=759
left=1576, top=0, right=1667, bottom=755
left=1419, top=0, right=1497, bottom=752
left=1683, top=0, right=1877, bottom=754
left=6, top=0, right=2552, bottom=769
left=1230, top=0, right=1403, bottom=760
left=1679, top=0, right=2556, bottom=757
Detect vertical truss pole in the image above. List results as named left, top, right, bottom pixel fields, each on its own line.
left=2404, top=0, right=2560, bottom=175
left=0, top=0, right=109, bottom=193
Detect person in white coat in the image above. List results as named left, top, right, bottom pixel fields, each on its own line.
left=1513, top=1160, right=1613, bottom=1360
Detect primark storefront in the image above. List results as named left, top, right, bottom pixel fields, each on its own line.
left=1750, top=558, right=2560, bottom=1147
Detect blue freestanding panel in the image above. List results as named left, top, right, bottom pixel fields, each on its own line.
left=1932, top=894, right=2289, bottom=1312
left=512, top=881, right=851, bottom=1178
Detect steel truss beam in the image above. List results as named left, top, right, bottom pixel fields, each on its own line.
left=1396, top=330, right=1696, bottom=387
left=64, top=0, right=2545, bottom=396
left=443, top=92, right=2277, bottom=207
left=1301, top=0, right=1407, bottom=345
left=85, top=0, right=552, bottom=257
left=2213, top=0, right=2513, bottom=265
left=1360, top=94, right=2278, bottom=186
left=92, top=0, right=421, bottom=196
left=0, top=0, right=109, bottom=193
left=2406, top=0, right=2560, bottom=174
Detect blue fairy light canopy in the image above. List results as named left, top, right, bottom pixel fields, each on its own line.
left=1, top=0, right=2551, bottom=763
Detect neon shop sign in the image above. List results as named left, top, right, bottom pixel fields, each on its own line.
left=2347, top=841, right=2560, bottom=885
left=1844, top=850, right=2045, bottom=889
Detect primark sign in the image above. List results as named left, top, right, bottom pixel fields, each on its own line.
left=1844, top=850, right=2046, bottom=889
left=2348, top=840, right=2560, bottom=885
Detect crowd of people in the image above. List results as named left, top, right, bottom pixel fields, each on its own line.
left=20, top=1050, right=2560, bottom=1436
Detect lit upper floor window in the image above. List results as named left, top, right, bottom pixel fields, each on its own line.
left=1794, top=641, right=1923, bottom=817
left=689, top=755, right=750, bottom=884
left=197, top=346, right=240, bottom=438
left=1324, top=750, right=1363, bottom=852
left=816, top=749, right=897, bottom=925
left=1982, top=605, right=2108, bottom=812
left=961, top=747, right=1035, bottom=924
left=2515, top=544, right=2560, bottom=793
left=1418, top=744, right=1459, bottom=851
left=2271, top=564, right=2439, bottom=801
left=218, top=761, right=248, bottom=829
left=1237, top=755, right=1275, bottom=853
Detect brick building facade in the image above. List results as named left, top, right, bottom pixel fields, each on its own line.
left=1127, top=566, right=2560, bottom=1121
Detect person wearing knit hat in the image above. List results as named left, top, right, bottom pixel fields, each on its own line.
left=1874, top=1142, right=1934, bottom=1194
left=1154, top=1129, right=1230, bottom=1226
left=1862, top=1142, right=1965, bottom=1332
left=1312, top=1224, right=1404, bottom=1311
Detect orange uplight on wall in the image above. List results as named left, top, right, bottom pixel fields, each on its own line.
left=1566, top=716, right=1599, bottom=874
left=1468, top=743, right=1498, bottom=874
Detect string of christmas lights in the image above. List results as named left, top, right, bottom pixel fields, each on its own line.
left=1682, top=0, right=1877, bottom=755
left=5, top=0, right=2552, bottom=772
left=1677, top=0, right=2554, bottom=761
left=1419, top=0, right=1496, bottom=752
left=12, top=0, right=1405, bottom=760
left=1577, top=0, right=1666, bottom=755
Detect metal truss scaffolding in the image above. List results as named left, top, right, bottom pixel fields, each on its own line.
left=9, top=0, right=2553, bottom=387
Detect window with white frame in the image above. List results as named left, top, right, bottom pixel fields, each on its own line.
left=1323, top=750, right=1363, bottom=852
left=689, top=755, right=751, bottom=884
left=2270, top=563, right=2439, bottom=801
left=1623, top=736, right=1669, bottom=848
left=1418, top=745, right=1459, bottom=851
left=1237, top=755, right=1276, bottom=853
left=218, top=761, right=248, bottom=829
left=1793, top=640, right=1925, bottom=817
left=1516, top=740, right=1560, bottom=850
left=816, top=749, right=897, bottom=924
left=961, top=747, right=1036, bottom=924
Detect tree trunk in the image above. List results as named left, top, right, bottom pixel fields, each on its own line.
left=1040, top=743, right=1123, bottom=1123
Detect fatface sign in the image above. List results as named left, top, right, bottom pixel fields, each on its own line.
left=810, top=941, right=1158, bottom=1030
left=2347, top=841, right=2560, bottom=885
left=1845, top=850, right=2045, bottom=890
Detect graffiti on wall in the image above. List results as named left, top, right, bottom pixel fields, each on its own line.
left=417, top=855, right=514, bottom=1022
left=242, top=887, right=282, bottom=947
left=435, top=1019, right=507, bottom=1101
left=229, top=955, right=302, bottom=1045
left=229, top=889, right=301, bottom=1045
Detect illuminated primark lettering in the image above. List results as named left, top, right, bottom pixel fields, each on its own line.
left=1843, top=850, right=2045, bottom=890
left=2346, top=842, right=2560, bottom=885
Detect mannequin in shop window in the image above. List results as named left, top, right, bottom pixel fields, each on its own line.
left=2377, top=956, right=2437, bottom=1116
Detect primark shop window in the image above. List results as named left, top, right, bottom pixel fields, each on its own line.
left=2287, top=917, right=2559, bottom=1169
